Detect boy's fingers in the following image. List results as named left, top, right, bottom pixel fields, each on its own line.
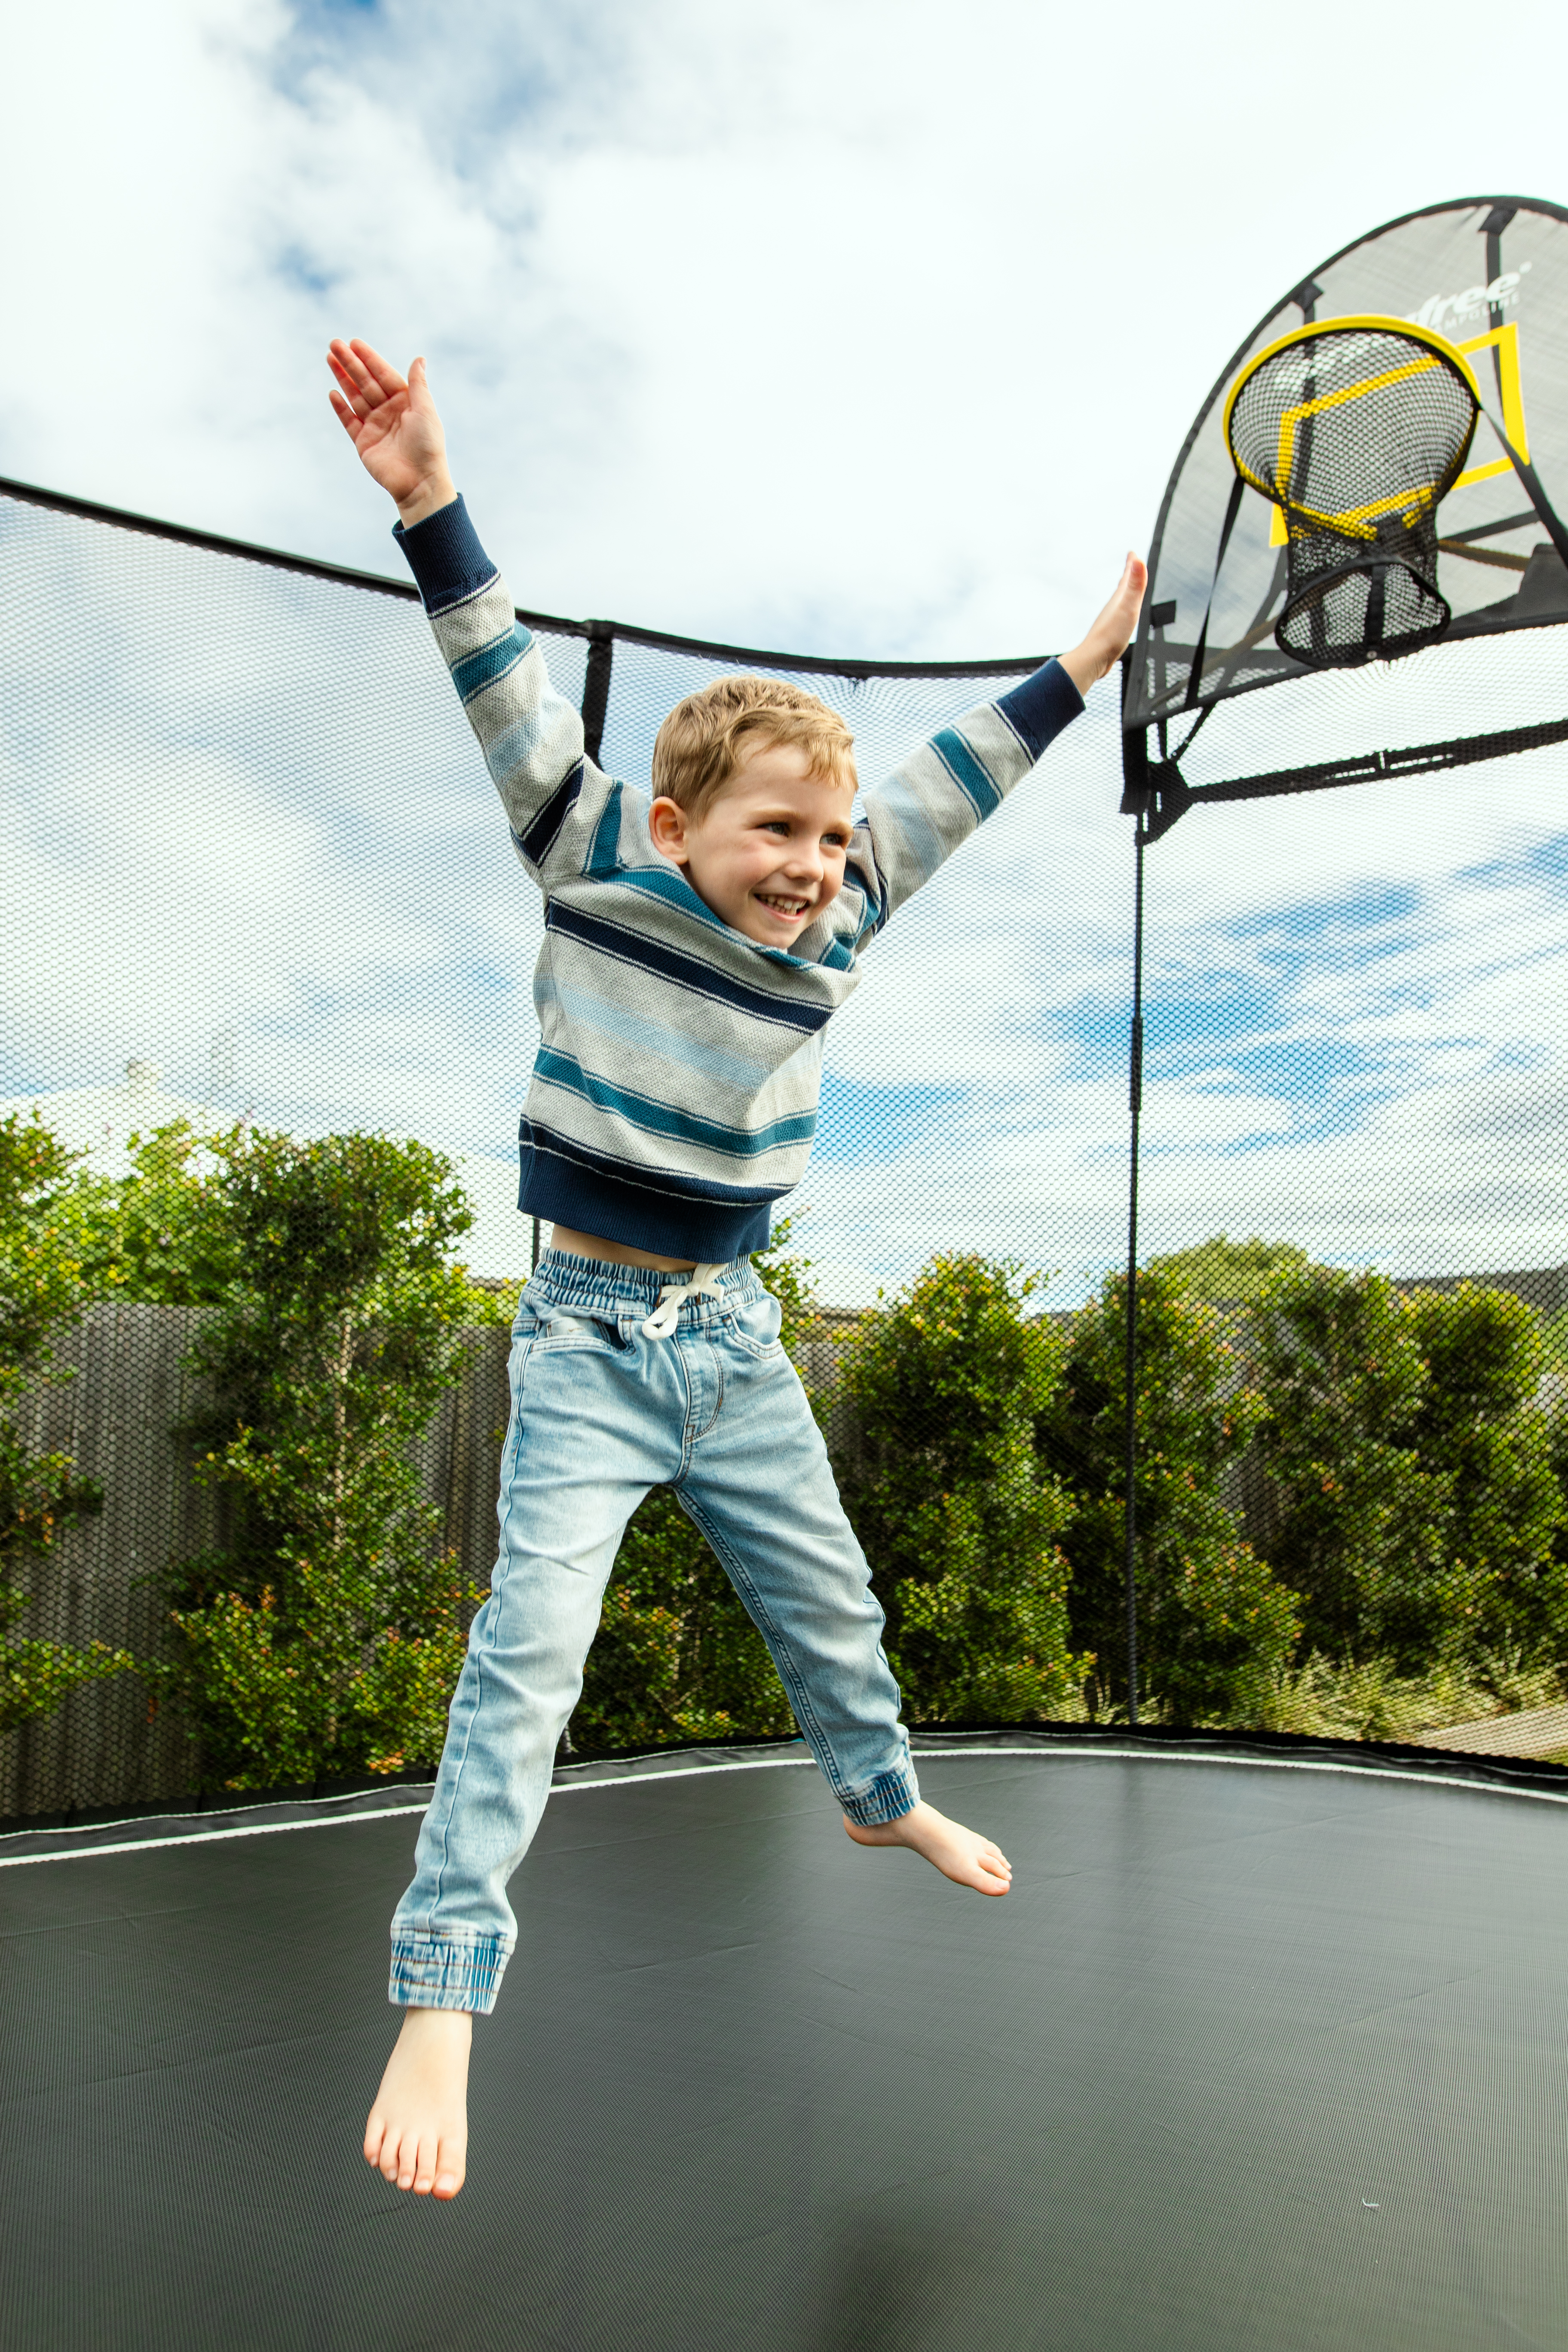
left=326, top=365, right=364, bottom=415
left=348, top=338, right=408, bottom=400
left=329, top=339, right=392, bottom=407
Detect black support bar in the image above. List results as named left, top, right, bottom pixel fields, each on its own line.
left=1126, top=710, right=1568, bottom=842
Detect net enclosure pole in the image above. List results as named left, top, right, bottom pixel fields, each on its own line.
left=1123, top=820, right=1146, bottom=1726
left=580, top=622, right=616, bottom=767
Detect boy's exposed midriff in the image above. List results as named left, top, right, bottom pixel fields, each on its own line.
left=549, top=1225, right=697, bottom=1273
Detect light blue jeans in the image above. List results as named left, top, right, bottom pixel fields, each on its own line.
left=389, top=1249, right=918, bottom=2012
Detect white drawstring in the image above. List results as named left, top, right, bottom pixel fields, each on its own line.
left=640, top=1262, right=726, bottom=1340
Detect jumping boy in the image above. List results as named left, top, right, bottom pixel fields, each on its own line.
left=328, top=337, right=1145, bottom=2202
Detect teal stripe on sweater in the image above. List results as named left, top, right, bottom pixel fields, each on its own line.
left=930, top=728, right=1001, bottom=820
left=534, top=1047, right=817, bottom=1157
left=584, top=784, right=625, bottom=880
left=453, top=624, right=532, bottom=703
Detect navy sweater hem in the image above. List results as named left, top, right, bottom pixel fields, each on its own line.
left=519, top=1142, right=774, bottom=1261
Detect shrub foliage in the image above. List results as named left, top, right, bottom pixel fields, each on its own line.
left=1044, top=1266, right=1301, bottom=1726
left=836, top=1254, right=1086, bottom=1724
left=1253, top=1267, right=1566, bottom=1670
left=0, top=1114, right=132, bottom=1732
left=154, top=1127, right=483, bottom=1790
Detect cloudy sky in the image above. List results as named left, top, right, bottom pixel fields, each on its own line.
left=3, top=0, right=1567, bottom=1299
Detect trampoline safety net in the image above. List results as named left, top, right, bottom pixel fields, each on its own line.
left=2, top=471, right=1566, bottom=1827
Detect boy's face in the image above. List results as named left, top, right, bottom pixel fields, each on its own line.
left=649, top=742, right=855, bottom=950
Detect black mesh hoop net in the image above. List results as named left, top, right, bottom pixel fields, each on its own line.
left=1223, top=317, right=1480, bottom=668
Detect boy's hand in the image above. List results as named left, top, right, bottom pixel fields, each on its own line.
left=327, top=339, right=456, bottom=528
left=1059, top=552, right=1149, bottom=697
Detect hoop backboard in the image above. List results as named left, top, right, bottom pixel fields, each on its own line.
left=1125, top=197, right=1568, bottom=818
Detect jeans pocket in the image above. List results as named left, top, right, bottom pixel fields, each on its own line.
left=729, top=1290, right=784, bottom=1360
left=534, top=1312, right=631, bottom=1353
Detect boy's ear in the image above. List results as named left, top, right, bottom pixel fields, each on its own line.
left=649, top=796, right=691, bottom=864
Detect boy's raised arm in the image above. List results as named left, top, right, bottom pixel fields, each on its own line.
left=848, top=554, right=1147, bottom=939
left=328, top=338, right=601, bottom=894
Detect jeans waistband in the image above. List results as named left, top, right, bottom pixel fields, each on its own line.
left=524, top=1248, right=764, bottom=1323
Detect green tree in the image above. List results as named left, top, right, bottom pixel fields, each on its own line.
left=1251, top=1265, right=1452, bottom=1668
left=836, top=1254, right=1086, bottom=1725
left=1045, top=1265, right=1301, bottom=1725
left=1401, top=1289, right=1561, bottom=1656
left=1146, top=1231, right=1314, bottom=1305
left=0, top=1113, right=131, bottom=1732
left=1252, top=1268, right=1568, bottom=1677
left=1401, top=1285, right=1567, bottom=1656
left=157, top=1126, right=483, bottom=1790
left=56, top=1119, right=231, bottom=1306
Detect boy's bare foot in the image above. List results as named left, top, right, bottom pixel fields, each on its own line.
left=843, top=1798, right=1012, bottom=1895
left=364, top=2006, right=472, bottom=2199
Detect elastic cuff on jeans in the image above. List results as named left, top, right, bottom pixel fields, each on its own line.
left=389, top=1932, right=510, bottom=2015
left=840, top=1765, right=919, bottom=1827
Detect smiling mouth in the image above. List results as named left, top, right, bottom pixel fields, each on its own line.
left=755, top=892, right=811, bottom=920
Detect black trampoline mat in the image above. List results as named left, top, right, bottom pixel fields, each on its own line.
left=5, top=1748, right=1568, bottom=2352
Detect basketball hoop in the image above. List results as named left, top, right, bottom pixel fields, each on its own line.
left=1224, top=315, right=1482, bottom=668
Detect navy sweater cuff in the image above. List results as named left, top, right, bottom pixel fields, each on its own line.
left=995, top=657, right=1084, bottom=761
left=392, top=493, right=497, bottom=614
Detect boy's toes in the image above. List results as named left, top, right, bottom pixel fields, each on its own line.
left=974, top=1843, right=1012, bottom=1893
left=432, top=2141, right=466, bottom=2200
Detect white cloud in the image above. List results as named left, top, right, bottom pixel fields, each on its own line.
left=8, top=0, right=1568, bottom=646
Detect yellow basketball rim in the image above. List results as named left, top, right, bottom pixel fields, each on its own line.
left=1222, top=314, right=1482, bottom=545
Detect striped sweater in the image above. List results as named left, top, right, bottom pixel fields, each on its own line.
left=396, top=496, right=1083, bottom=1259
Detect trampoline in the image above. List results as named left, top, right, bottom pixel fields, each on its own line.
left=6, top=1736, right=1568, bottom=2352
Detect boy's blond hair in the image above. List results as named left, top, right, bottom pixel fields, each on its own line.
left=651, top=675, right=856, bottom=819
